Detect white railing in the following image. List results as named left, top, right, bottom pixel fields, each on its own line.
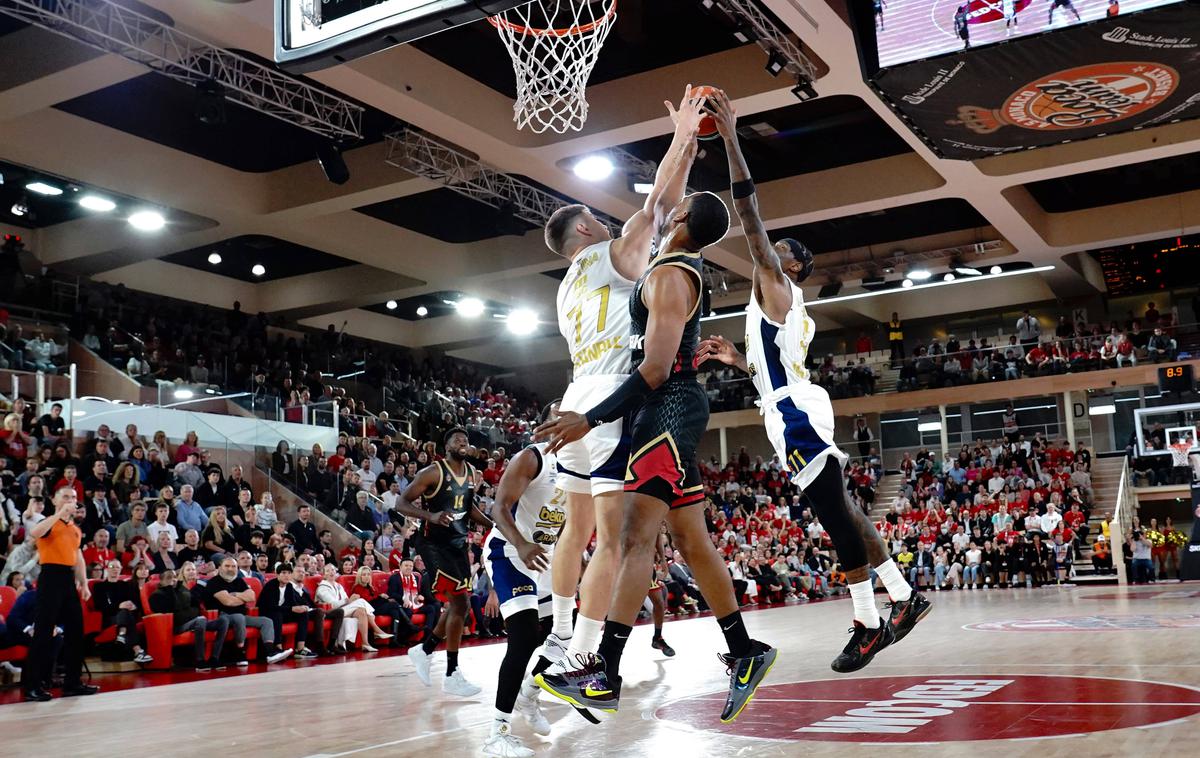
left=1110, top=457, right=1137, bottom=586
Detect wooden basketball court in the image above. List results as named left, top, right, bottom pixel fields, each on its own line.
left=3, top=584, right=1197, bottom=757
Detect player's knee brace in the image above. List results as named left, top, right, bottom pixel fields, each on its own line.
left=805, top=458, right=869, bottom=569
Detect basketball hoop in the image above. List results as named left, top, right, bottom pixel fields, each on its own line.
left=1169, top=441, right=1194, bottom=468
left=488, top=0, right=618, bottom=134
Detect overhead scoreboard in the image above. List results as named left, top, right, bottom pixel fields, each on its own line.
left=275, top=0, right=525, bottom=72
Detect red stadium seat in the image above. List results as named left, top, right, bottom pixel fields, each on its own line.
left=0, top=586, right=28, bottom=665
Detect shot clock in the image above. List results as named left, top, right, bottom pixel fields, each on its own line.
left=1159, top=364, right=1195, bottom=394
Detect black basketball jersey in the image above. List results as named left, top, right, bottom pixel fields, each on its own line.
left=420, top=459, right=476, bottom=548
left=630, top=248, right=705, bottom=382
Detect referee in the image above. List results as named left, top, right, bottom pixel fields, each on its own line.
left=23, top=486, right=99, bottom=702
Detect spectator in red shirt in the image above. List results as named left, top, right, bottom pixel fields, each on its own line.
left=53, top=464, right=85, bottom=503
left=481, top=458, right=503, bottom=488
left=82, top=529, right=116, bottom=568
left=854, top=332, right=872, bottom=354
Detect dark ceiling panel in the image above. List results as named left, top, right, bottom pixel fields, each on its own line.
left=618, top=95, right=912, bottom=189
left=53, top=55, right=395, bottom=173
left=1025, top=151, right=1200, bottom=213
left=363, top=291, right=511, bottom=321
left=771, top=199, right=988, bottom=255
left=412, top=0, right=750, bottom=98
left=357, top=188, right=538, bottom=243
left=161, top=235, right=356, bottom=283
left=0, top=159, right=156, bottom=230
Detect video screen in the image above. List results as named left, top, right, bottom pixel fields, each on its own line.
left=873, top=0, right=1184, bottom=68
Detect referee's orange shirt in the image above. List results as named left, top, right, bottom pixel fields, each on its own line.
left=37, top=519, right=82, bottom=566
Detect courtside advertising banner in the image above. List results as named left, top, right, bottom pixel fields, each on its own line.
left=872, top=3, right=1200, bottom=159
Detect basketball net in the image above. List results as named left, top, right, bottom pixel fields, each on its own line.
left=489, top=0, right=617, bottom=134
left=1169, top=441, right=1194, bottom=468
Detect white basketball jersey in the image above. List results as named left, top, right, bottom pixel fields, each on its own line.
left=744, top=280, right=816, bottom=399
left=556, top=240, right=635, bottom=377
left=487, top=444, right=565, bottom=554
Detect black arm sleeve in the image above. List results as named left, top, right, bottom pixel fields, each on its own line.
left=584, top=370, right=652, bottom=427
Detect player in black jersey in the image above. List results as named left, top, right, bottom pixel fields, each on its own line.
left=395, top=427, right=493, bottom=697
left=536, top=179, right=777, bottom=723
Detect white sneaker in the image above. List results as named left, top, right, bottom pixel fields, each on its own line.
left=362, top=643, right=378, bottom=653
left=481, top=728, right=534, bottom=758
left=443, top=669, right=482, bottom=698
left=408, top=644, right=432, bottom=686
left=538, top=632, right=570, bottom=668
left=0, top=661, right=21, bottom=676
left=515, top=691, right=551, bottom=736
left=267, top=647, right=294, bottom=664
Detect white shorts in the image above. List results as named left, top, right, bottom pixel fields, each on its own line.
left=555, top=374, right=632, bottom=496
left=484, top=536, right=554, bottom=620
left=762, top=381, right=848, bottom=491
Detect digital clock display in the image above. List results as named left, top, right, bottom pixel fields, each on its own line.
left=1159, top=364, right=1194, bottom=393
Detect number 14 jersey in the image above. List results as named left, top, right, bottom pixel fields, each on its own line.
left=556, top=240, right=635, bottom=379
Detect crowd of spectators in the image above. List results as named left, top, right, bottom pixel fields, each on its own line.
left=0, top=314, right=68, bottom=374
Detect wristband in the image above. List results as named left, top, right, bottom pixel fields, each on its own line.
left=584, top=370, right=652, bottom=427
left=731, top=179, right=756, bottom=199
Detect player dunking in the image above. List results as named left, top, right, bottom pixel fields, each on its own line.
left=538, top=86, right=704, bottom=699
left=537, top=178, right=777, bottom=722
left=696, top=91, right=930, bottom=673
left=480, top=434, right=565, bottom=758
left=397, top=428, right=491, bottom=697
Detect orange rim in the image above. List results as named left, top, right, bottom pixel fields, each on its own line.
left=488, top=0, right=617, bottom=37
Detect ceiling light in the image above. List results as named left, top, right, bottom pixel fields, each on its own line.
left=990, top=265, right=1003, bottom=274
left=506, top=308, right=539, bottom=336
left=791, top=81, right=818, bottom=101
left=954, top=263, right=983, bottom=276
left=632, top=182, right=654, bottom=194
left=1089, top=402, right=1116, bottom=416
left=942, top=272, right=956, bottom=282
left=907, top=268, right=932, bottom=281
left=573, top=155, right=614, bottom=182
left=128, top=210, right=165, bottom=231
left=416, top=305, right=429, bottom=317
left=10, top=201, right=28, bottom=217
left=765, top=51, right=786, bottom=77
left=173, top=388, right=195, bottom=400
left=455, top=297, right=485, bottom=318
left=917, top=421, right=942, bottom=432
left=78, top=194, right=116, bottom=212
left=385, top=300, right=398, bottom=310
left=901, top=278, right=914, bottom=289
left=207, top=252, right=222, bottom=265
left=251, top=264, right=266, bottom=277
left=25, top=181, right=62, bottom=196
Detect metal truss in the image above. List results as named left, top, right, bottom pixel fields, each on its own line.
left=716, top=0, right=817, bottom=83
left=609, top=147, right=698, bottom=195
left=385, top=128, right=623, bottom=236
left=0, top=0, right=362, bottom=141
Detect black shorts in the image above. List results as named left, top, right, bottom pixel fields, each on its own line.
left=416, top=538, right=471, bottom=601
left=624, top=378, right=708, bottom=509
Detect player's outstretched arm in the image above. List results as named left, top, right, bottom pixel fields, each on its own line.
left=696, top=334, right=748, bottom=374
left=612, top=86, right=705, bottom=277
left=392, top=465, right=448, bottom=525
left=491, top=448, right=549, bottom=572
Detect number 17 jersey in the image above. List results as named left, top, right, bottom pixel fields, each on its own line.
left=556, top=240, right=635, bottom=378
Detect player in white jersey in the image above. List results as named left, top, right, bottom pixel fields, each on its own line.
left=539, top=87, right=705, bottom=677
left=696, top=91, right=929, bottom=674
left=481, top=440, right=565, bottom=758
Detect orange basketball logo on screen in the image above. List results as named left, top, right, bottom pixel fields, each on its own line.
left=950, top=62, right=1178, bottom=134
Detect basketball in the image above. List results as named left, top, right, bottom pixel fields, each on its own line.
left=692, top=85, right=722, bottom=140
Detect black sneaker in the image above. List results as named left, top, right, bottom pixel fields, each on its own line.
left=718, top=640, right=778, bottom=723
left=535, top=653, right=620, bottom=713
left=886, top=592, right=932, bottom=644
left=651, top=636, right=676, bottom=657
left=295, top=648, right=319, bottom=659
left=830, top=621, right=893, bottom=673
left=196, top=661, right=212, bottom=673
left=233, top=651, right=249, bottom=667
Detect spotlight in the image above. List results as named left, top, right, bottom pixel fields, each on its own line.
left=416, top=305, right=429, bottom=317
left=195, top=79, right=227, bottom=125
left=907, top=268, right=932, bottom=281
left=79, top=195, right=116, bottom=212
left=631, top=181, right=654, bottom=194
left=455, top=297, right=485, bottom=318
left=733, top=23, right=757, bottom=43
left=316, top=142, right=350, bottom=185
left=173, top=388, right=195, bottom=400
left=10, top=199, right=28, bottom=217
left=901, top=278, right=914, bottom=289
left=791, top=81, right=817, bottom=101
left=26, top=181, right=62, bottom=196
left=207, top=252, right=222, bottom=265
left=386, top=299, right=398, bottom=310
left=506, top=308, right=539, bottom=336
left=251, top=264, right=266, bottom=277
left=128, top=210, right=165, bottom=231
left=765, top=51, right=786, bottom=77
left=953, top=262, right=983, bottom=276
left=573, top=155, right=614, bottom=182
left=990, top=265, right=1003, bottom=274
left=943, top=272, right=956, bottom=282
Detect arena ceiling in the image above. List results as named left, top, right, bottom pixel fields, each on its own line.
left=2, top=0, right=1198, bottom=380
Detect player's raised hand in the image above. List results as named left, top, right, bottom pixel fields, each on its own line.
left=706, top=89, right=737, bottom=140
left=696, top=334, right=743, bottom=366
left=664, top=83, right=705, bottom=138
left=533, top=410, right=591, bottom=455
left=517, top=541, right=550, bottom=573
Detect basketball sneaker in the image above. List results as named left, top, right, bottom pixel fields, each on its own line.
left=535, top=653, right=620, bottom=712
left=407, top=644, right=432, bottom=686
left=481, top=725, right=534, bottom=758
left=515, top=691, right=551, bottom=736
left=718, top=640, right=778, bottom=723
left=539, top=632, right=570, bottom=668
left=443, top=669, right=482, bottom=698
left=651, top=635, right=676, bottom=657
left=831, top=620, right=894, bottom=673
left=885, top=592, right=932, bottom=644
